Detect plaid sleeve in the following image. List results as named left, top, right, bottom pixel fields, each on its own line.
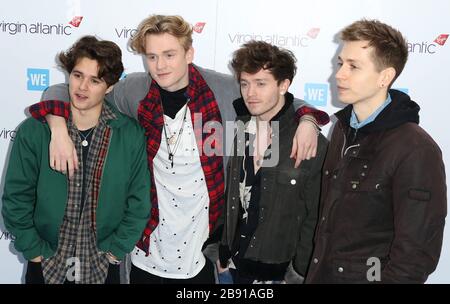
left=296, top=106, right=330, bottom=126
left=29, top=100, right=70, bottom=123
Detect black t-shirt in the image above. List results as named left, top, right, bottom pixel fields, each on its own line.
left=159, top=85, right=188, bottom=118
left=79, top=127, right=94, bottom=216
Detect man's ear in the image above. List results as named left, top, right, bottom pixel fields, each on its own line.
left=280, top=79, right=291, bottom=94
left=186, top=46, right=194, bottom=64
left=379, top=67, right=396, bottom=88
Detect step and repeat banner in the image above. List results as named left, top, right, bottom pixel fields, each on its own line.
left=1, top=0, right=449, bottom=283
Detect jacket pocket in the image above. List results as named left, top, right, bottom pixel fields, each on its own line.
left=337, top=177, right=393, bottom=230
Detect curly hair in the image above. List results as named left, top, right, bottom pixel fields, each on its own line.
left=58, top=35, right=124, bottom=87
left=231, top=40, right=297, bottom=84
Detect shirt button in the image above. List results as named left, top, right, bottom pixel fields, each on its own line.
left=361, top=172, right=366, bottom=177
left=375, top=184, right=380, bottom=190
left=352, top=150, right=357, bottom=155
left=231, top=206, right=235, bottom=210
left=313, top=258, right=319, bottom=264
left=363, top=164, right=368, bottom=169
left=325, top=170, right=329, bottom=175
left=290, top=179, right=296, bottom=185
left=76, top=183, right=81, bottom=187
left=352, top=184, right=357, bottom=189
left=338, top=267, right=344, bottom=273
left=332, top=175, right=337, bottom=179
left=321, top=216, right=326, bottom=221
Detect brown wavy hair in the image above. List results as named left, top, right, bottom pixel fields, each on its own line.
left=231, top=40, right=297, bottom=85
left=58, top=35, right=124, bottom=87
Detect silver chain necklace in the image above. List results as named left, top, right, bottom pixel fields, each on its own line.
left=161, top=99, right=190, bottom=168
left=79, top=127, right=95, bottom=147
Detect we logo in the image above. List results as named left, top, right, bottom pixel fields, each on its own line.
left=304, top=83, right=328, bottom=107
left=27, top=68, right=49, bottom=91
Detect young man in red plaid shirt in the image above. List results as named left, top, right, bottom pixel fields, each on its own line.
left=29, top=15, right=329, bottom=283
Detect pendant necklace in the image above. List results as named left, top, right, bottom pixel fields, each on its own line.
left=79, top=127, right=95, bottom=147
left=162, top=99, right=190, bottom=168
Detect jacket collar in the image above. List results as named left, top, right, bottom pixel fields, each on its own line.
left=335, top=89, right=420, bottom=134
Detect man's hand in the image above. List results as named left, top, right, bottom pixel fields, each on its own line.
left=47, top=115, right=78, bottom=179
left=30, top=256, right=43, bottom=263
left=216, top=259, right=229, bottom=274
left=106, top=252, right=121, bottom=265
left=290, top=117, right=319, bottom=168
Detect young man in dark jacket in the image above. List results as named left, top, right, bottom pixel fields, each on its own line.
left=2, top=36, right=150, bottom=284
left=218, top=41, right=328, bottom=283
left=306, top=19, right=447, bottom=284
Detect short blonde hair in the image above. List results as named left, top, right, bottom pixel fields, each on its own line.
left=130, top=14, right=193, bottom=54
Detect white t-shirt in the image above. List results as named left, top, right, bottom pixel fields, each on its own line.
left=131, top=105, right=210, bottom=279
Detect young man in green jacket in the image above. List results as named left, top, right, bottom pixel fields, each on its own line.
left=1, top=36, right=151, bottom=284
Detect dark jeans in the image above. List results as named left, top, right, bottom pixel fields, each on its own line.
left=130, top=258, right=215, bottom=284
left=25, top=261, right=120, bottom=284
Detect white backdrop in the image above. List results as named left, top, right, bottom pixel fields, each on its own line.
left=1, top=0, right=449, bottom=283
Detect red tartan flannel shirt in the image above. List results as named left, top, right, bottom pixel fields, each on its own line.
left=135, top=65, right=224, bottom=254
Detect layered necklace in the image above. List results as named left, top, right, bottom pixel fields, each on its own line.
left=161, top=99, right=190, bottom=168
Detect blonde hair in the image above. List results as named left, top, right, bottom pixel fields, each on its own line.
left=130, top=15, right=193, bottom=54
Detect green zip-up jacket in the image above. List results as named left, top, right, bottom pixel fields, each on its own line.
left=2, top=102, right=151, bottom=261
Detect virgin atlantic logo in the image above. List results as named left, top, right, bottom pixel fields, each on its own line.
left=228, top=27, right=320, bottom=48
left=408, top=33, right=448, bottom=54
left=69, top=16, right=83, bottom=28
left=0, top=230, right=15, bottom=241
left=193, top=22, right=206, bottom=34
left=0, top=16, right=83, bottom=36
left=307, top=28, right=320, bottom=39
left=434, top=34, right=448, bottom=46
